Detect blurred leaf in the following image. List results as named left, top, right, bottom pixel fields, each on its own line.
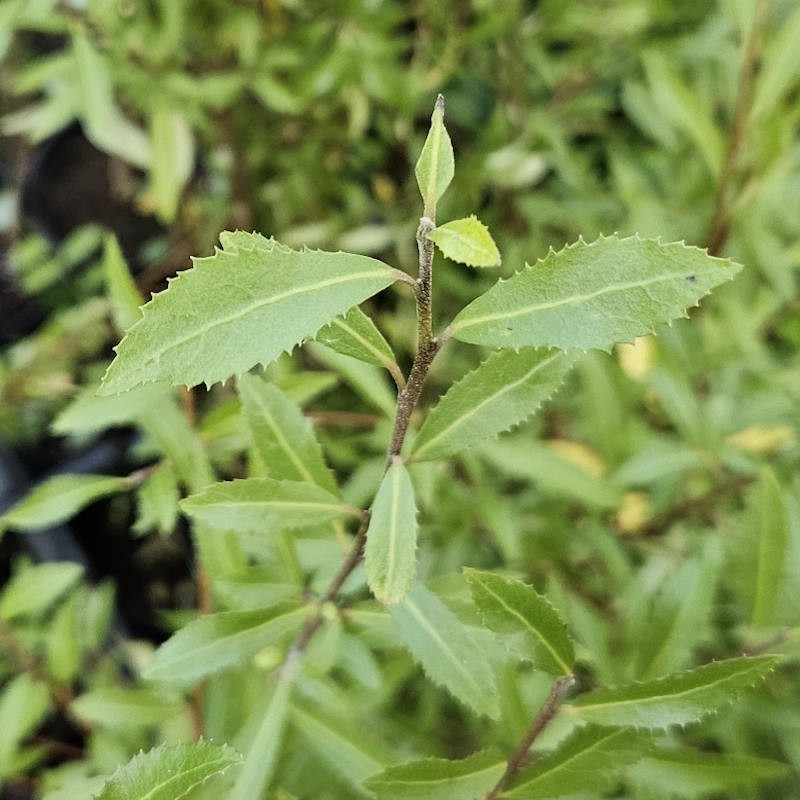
left=0, top=675, right=51, bottom=779
left=102, top=233, right=142, bottom=334
left=0, top=561, right=83, bottom=620
left=70, top=688, right=184, bottom=729
left=148, top=105, right=194, bottom=223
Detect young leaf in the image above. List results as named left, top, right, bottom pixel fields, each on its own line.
left=411, top=349, right=574, bottom=463
left=567, top=656, right=779, bottom=729
left=450, top=235, right=741, bottom=352
left=415, top=94, right=454, bottom=215
left=464, top=568, right=574, bottom=676
left=143, top=605, right=308, bottom=682
left=364, top=749, right=505, bottom=800
left=238, top=373, right=337, bottom=493
left=0, top=474, right=130, bottom=533
left=726, top=467, right=789, bottom=629
left=504, top=725, right=650, bottom=799
left=99, top=234, right=398, bottom=394
left=390, top=581, right=500, bottom=718
left=625, top=747, right=791, bottom=797
left=426, top=215, right=501, bottom=267
left=315, top=307, right=399, bottom=375
left=365, top=459, right=418, bottom=605
left=92, top=741, right=241, bottom=800
left=102, top=232, right=142, bottom=333
left=179, top=478, right=359, bottom=534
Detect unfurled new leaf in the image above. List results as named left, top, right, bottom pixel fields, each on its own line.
left=415, top=95, right=454, bottom=214
left=390, top=582, right=500, bottom=718
left=92, top=741, right=241, bottom=800
left=365, top=460, right=418, bottom=605
left=568, top=656, right=779, bottom=729
left=315, top=307, right=398, bottom=373
left=464, top=568, right=574, bottom=676
left=451, top=235, right=741, bottom=352
left=0, top=474, right=130, bottom=533
left=143, top=605, right=308, bottom=682
left=238, top=373, right=337, bottom=493
left=180, top=478, right=359, bottom=533
left=99, top=233, right=397, bottom=393
left=411, top=349, right=574, bottom=463
left=365, top=749, right=505, bottom=800
left=426, top=215, right=501, bottom=267
left=504, top=726, right=650, bottom=799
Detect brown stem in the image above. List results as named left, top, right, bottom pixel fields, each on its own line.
left=706, top=0, right=768, bottom=256
left=483, top=674, right=576, bottom=800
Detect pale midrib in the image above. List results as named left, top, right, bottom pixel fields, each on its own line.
left=510, top=730, right=625, bottom=793
left=404, top=599, right=478, bottom=691
left=332, top=317, right=393, bottom=370
left=478, top=580, right=571, bottom=675
left=414, top=354, right=561, bottom=460
left=576, top=664, right=766, bottom=711
left=139, top=268, right=390, bottom=368
left=455, top=272, right=690, bottom=330
left=139, top=762, right=230, bottom=800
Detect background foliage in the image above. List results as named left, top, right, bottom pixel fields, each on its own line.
left=0, top=1, right=799, bottom=798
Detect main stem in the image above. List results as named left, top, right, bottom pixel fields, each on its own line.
left=285, top=214, right=442, bottom=666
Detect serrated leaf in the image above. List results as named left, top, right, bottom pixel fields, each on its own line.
left=451, top=235, right=741, bottom=352
left=315, top=307, right=398, bottom=372
left=99, top=234, right=397, bottom=394
left=239, top=373, right=337, bottom=493
left=427, top=215, right=501, bottom=267
left=0, top=474, right=130, bottom=533
left=567, top=656, right=779, bottom=729
left=415, top=95, right=454, bottom=214
left=504, top=725, right=650, bottom=799
left=365, top=749, right=505, bottom=800
left=625, top=748, right=791, bottom=798
left=179, top=478, right=359, bottom=534
left=411, top=349, right=574, bottom=463
left=464, top=568, right=574, bottom=676
left=0, top=562, right=84, bottom=620
left=70, top=688, right=184, bottom=729
left=143, top=605, right=308, bottom=682
left=390, top=581, right=500, bottom=718
left=91, top=741, right=241, bottom=800
left=727, top=467, right=789, bottom=629
left=365, top=460, right=418, bottom=605
left=102, top=232, right=142, bottom=333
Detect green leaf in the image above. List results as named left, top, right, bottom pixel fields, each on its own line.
left=148, top=104, right=194, bottom=223
left=70, top=688, right=184, bottom=729
left=99, top=234, right=397, bottom=394
left=390, top=582, right=500, bottom=718
left=365, top=749, right=505, bottom=800
left=411, top=349, right=574, bottom=463
left=229, top=663, right=297, bottom=800
left=365, top=459, right=418, bottom=605
left=102, top=232, right=142, bottom=333
left=180, top=478, right=359, bottom=534
left=0, top=475, right=130, bottom=533
left=727, top=468, right=789, bottom=629
left=464, top=568, right=574, bottom=676
left=415, top=94, right=454, bottom=215
left=504, top=725, right=650, bottom=799
left=450, top=235, right=741, bottom=352
left=315, top=307, right=398, bottom=373
left=625, top=748, right=791, bottom=798
left=0, top=562, right=84, bottom=620
left=133, top=462, right=180, bottom=536
left=238, top=373, right=337, bottom=493
left=426, top=215, right=501, bottom=267
left=0, top=675, right=51, bottom=775
left=567, top=656, right=779, bottom=729
left=752, top=5, right=800, bottom=120
left=142, top=605, right=308, bottom=682
left=91, top=741, right=241, bottom=800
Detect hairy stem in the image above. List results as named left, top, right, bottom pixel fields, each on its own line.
left=483, top=674, right=576, bottom=800
left=706, top=0, right=768, bottom=256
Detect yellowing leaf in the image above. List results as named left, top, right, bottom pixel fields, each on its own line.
left=426, top=215, right=501, bottom=267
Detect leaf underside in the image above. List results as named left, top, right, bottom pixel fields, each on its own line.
left=100, top=233, right=396, bottom=394
left=451, top=234, right=742, bottom=352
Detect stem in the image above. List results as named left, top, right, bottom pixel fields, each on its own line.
left=706, top=0, right=768, bottom=256
left=483, top=674, right=576, bottom=800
